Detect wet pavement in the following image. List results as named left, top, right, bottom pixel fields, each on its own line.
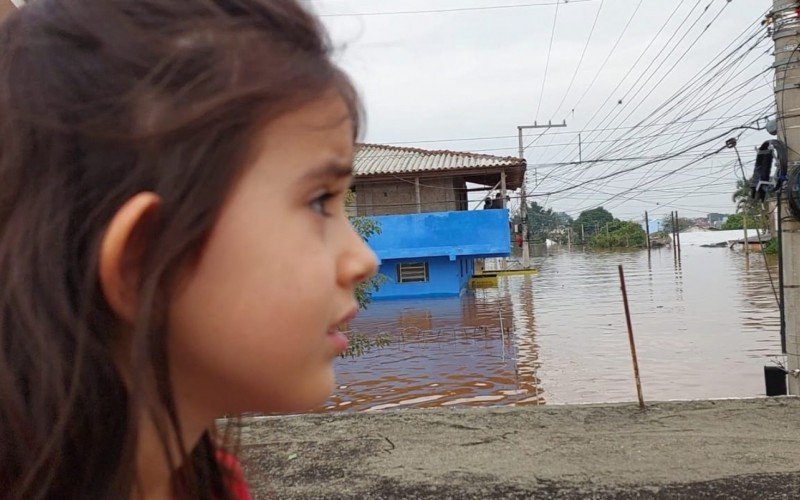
left=238, top=397, right=800, bottom=499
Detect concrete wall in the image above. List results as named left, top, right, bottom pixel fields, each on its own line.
left=366, top=210, right=505, bottom=299
left=366, top=209, right=511, bottom=261
left=355, top=178, right=459, bottom=216
left=374, top=256, right=474, bottom=299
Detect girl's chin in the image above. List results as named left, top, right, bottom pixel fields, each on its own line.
left=251, top=376, right=335, bottom=414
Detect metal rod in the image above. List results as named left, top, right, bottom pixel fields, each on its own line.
left=672, top=212, right=677, bottom=261
left=778, top=189, right=787, bottom=353
left=618, top=265, right=645, bottom=410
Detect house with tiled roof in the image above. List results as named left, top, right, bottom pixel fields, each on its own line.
left=351, top=144, right=526, bottom=299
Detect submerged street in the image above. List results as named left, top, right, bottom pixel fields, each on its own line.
left=325, top=230, right=782, bottom=412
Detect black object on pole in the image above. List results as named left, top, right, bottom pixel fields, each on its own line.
left=764, top=366, right=787, bottom=396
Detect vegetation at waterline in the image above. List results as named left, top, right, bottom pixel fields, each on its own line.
left=659, top=214, right=693, bottom=234
left=721, top=213, right=744, bottom=230
left=345, top=191, right=390, bottom=358
left=763, top=238, right=778, bottom=255
left=513, top=203, right=646, bottom=249
left=588, top=220, right=647, bottom=248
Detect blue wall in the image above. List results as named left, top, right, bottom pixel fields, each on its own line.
left=367, top=209, right=511, bottom=261
left=366, top=210, right=506, bottom=299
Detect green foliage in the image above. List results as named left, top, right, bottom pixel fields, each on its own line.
left=347, top=191, right=385, bottom=310
left=721, top=213, right=743, bottom=230
left=354, top=272, right=388, bottom=311
left=659, top=214, right=693, bottom=234
left=511, top=202, right=573, bottom=244
left=763, top=238, right=778, bottom=255
left=525, top=201, right=558, bottom=242
left=572, top=207, right=614, bottom=243
left=346, top=190, right=390, bottom=357
left=588, top=220, right=647, bottom=248
left=730, top=179, right=769, bottom=231
left=341, top=332, right=391, bottom=359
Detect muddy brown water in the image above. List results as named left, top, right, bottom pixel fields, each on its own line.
left=320, top=230, right=782, bottom=412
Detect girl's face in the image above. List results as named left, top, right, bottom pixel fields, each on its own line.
left=166, top=94, right=377, bottom=418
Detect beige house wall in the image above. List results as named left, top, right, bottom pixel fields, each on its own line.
left=354, top=177, right=461, bottom=216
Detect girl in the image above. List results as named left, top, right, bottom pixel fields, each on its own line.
left=0, top=0, right=377, bottom=498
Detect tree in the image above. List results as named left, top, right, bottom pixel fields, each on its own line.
left=660, top=214, right=692, bottom=234
left=347, top=192, right=386, bottom=309
left=721, top=213, right=743, bottom=230
left=345, top=192, right=390, bottom=357
left=589, top=220, right=646, bottom=248
left=515, top=201, right=573, bottom=244
left=526, top=201, right=558, bottom=242
left=572, top=207, right=614, bottom=243
left=731, top=178, right=768, bottom=232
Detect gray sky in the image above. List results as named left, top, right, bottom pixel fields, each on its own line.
left=310, top=0, right=774, bottom=222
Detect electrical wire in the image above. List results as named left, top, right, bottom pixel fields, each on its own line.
left=534, top=0, right=560, bottom=121
left=316, top=0, right=593, bottom=17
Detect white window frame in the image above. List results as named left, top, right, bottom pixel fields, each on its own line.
left=396, top=262, right=429, bottom=283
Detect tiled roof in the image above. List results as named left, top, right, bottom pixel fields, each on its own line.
left=354, top=143, right=526, bottom=176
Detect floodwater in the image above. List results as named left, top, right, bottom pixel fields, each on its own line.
left=321, top=230, right=782, bottom=412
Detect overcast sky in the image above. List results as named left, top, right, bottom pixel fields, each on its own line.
left=309, top=0, right=774, bottom=222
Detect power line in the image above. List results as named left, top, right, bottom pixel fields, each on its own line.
left=548, top=0, right=604, bottom=122
left=546, top=36, right=771, bottom=196
left=534, top=0, right=560, bottom=121
left=316, top=0, right=593, bottom=17
left=373, top=113, right=766, bottom=146
left=575, top=10, right=768, bottom=164
left=560, top=0, right=644, bottom=119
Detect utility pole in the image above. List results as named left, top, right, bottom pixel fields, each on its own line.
left=645, top=211, right=651, bottom=253
left=773, top=0, right=800, bottom=393
left=517, top=120, right=567, bottom=268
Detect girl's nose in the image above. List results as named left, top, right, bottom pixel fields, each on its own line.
left=338, top=223, right=379, bottom=287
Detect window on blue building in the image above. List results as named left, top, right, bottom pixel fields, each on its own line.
left=397, top=262, right=429, bottom=283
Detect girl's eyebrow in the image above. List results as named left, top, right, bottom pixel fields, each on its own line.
left=300, top=162, right=353, bottom=182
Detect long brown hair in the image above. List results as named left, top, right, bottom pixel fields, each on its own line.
left=0, top=1, right=360, bottom=497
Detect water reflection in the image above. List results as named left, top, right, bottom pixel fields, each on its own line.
left=322, top=230, right=782, bottom=412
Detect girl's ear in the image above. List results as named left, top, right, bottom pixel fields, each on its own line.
left=99, top=192, right=162, bottom=324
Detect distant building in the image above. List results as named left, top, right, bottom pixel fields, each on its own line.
left=352, top=144, right=526, bottom=299
left=708, top=213, right=731, bottom=229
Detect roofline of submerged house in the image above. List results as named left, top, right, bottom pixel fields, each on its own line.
left=353, top=143, right=527, bottom=191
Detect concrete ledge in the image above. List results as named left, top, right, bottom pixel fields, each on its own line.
left=233, top=398, right=800, bottom=498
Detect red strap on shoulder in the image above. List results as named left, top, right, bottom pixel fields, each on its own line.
left=215, top=450, right=252, bottom=500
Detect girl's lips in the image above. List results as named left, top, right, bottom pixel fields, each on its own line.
left=328, top=305, right=357, bottom=355
left=327, top=328, right=349, bottom=355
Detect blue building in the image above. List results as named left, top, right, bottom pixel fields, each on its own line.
left=352, top=144, right=527, bottom=299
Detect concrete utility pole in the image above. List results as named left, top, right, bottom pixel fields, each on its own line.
left=773, top=0, right=800, bottom=393
left=518, top=120, right=567, bottom=268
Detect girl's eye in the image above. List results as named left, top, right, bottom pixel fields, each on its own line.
left=310, top=192, right=335, bottom=217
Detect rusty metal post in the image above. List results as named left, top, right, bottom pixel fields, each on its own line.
left=619, top=265, right=645, bottom=409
